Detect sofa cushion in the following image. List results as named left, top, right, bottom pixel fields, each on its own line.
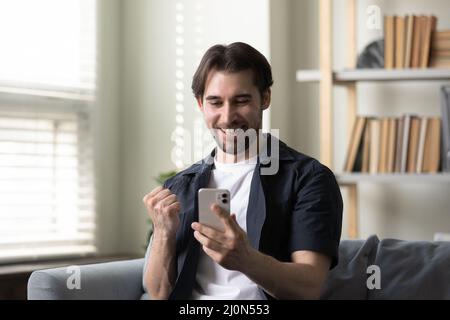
left=368, top=239, right=450, bottom=299
left=28, top=259, right=144, bottom=300
left=321, top=234, right=379, bottom=299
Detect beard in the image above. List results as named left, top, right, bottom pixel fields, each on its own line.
left=210, top=127, right=259, bottom=155
left=209, top=109, right=263, bottom=156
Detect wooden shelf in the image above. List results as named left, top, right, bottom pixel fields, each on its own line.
left=296, top=68, right=450, bottom=83
left=336, top=173, right=450, bottom=185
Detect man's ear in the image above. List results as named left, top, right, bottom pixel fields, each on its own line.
left=261, top=89, right=271, bottom=110
left=196, top=97, right=204, bottom=111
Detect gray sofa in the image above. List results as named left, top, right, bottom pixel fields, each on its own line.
left=27, top=235, right=450, bottom=300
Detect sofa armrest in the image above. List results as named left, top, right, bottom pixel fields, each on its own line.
left=27, top=258, right=145, bottom=300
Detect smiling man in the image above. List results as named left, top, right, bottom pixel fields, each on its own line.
left=142, top=42, right=343, bottom=300
left=198, top=68, right=267, bottom=162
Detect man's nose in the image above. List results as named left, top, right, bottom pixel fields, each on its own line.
left=221, top=102, right=237, bottom=124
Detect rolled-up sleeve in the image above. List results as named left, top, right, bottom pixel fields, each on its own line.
left=289, top=162, right=343, bottom=269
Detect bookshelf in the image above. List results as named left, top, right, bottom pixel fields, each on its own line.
left=296, top=0, right=450, bottom=239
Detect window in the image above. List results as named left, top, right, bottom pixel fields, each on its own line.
left=0, top=0, right=97, bottom=262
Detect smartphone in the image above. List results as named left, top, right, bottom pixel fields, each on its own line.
left=198, top=188, right=230, bottom=232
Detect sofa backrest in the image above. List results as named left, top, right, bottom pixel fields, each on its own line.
left=321, top=235, right=450, bottom=299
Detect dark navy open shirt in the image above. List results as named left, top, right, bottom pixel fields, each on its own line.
left=160, top=135, right=343, bottom=299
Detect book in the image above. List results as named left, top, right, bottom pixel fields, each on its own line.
left=370, top=119, right=381, bottom=174
left=431, top=50, right=450, bottom=58
left=378, top=118, right=390, bottom=173
left=395, top=16, right=406, bottom=69
left=407, top=116, right=421, bottom=173
left=421, top=16, right=437, bottom=68
left=394, top=117, right=404, bottom=172
left=411, top=15, right=423, bottom=68
left=353, top=129, right=365, bottom=173
left=422, top=118, right=441, bottom=173
left=429, top=57, right=450, bottom=68
left=400, top=114, right=413, bottom=173
left=431, top=30, right=450, bottom=68
left=416, top=117, right=428, bottom=173
left=432, top=30, right=450, bottom=41
left=361, top=121, right=371, bottom=173
left=432, top=40, right=450, bottom=51
left=344, top=117, right=367, bottom=172
left=441, top=86, right=450, bottom=172
left=384, top=16, right=396, bottom=69
left=404, top=15, right=415, bottom=68
left=344, top=118, right=358, bottom=172
left=387, top=118, right=397, bottom=173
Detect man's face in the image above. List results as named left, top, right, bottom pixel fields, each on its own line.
left=197, top=69, right=270, bottom=154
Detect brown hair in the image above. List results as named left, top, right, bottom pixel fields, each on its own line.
left=191, top=42, right=273, bottom=100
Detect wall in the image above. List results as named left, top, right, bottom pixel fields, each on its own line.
left=290, top=0, right=320, bottom=158
left=94, top=0, right=121, bottom=254
left=269, top=0, right=292, bottom=144
left=118, top=0, right=271, bottom=254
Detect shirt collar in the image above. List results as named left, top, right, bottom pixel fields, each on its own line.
left=180, top=133, right=294, bottom=177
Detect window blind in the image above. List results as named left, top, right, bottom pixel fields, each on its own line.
left=0, top=0, right=97, bottom=262
left=0, top=0, right=97, bottom=95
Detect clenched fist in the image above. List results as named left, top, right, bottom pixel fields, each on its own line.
left=142, top=186, right=181, bottom=237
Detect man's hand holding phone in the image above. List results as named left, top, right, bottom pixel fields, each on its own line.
left=193, top=189, right=255, bottom=272
left=142, top=186, right=181, bottom=238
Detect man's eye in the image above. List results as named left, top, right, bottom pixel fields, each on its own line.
left=236, top=100, right=249, bottom=104
left=210, top=101, right=222, bottom=106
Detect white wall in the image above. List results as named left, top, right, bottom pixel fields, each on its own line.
left=119, top=0, right=176, bottom=255
left=94, top=0, right=121, bottom=254
left=292, top=0, right=450, bottom=241
left=118, top=0, right=271, bottom=255
left=290, top=0, right=320, bottom=157
left=269, top=0, right=292, bottom=144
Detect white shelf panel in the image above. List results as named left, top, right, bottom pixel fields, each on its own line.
left=336, top=173, right=450, bottom=185
left=336, top=69, right=450, bottom=82
left=296, top=68, right=450, bottom=83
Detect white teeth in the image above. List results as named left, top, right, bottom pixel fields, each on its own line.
left=221, top=128, right=244, bottom=135
left=225, top=129, right=236, bottom=134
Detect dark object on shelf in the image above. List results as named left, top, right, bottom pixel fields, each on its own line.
left=357, top=39, right=384, bottom=69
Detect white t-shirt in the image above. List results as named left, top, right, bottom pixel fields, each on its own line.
left=191, top=156, right=266, bottom=300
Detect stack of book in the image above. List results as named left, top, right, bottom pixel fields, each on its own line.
left=430, top=31, right=450, bottom=68
left=344, top=115, right=441, bottom=174
left=384, top=15, right=437, bottom=69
